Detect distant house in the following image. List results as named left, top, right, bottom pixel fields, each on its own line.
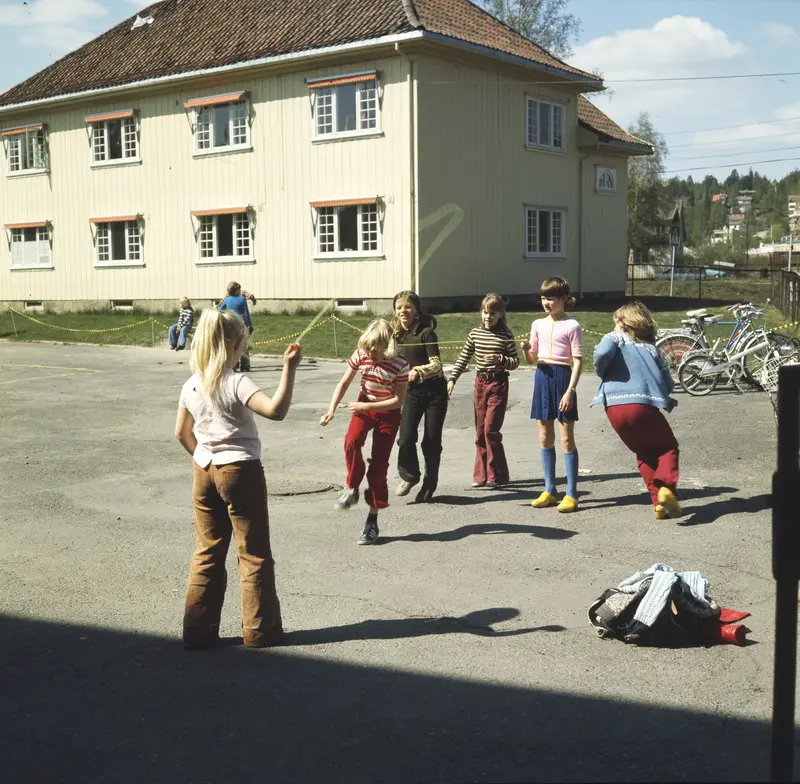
left=0, top=0, right=651, bottom=312
left=712, top=193, right=728, bottom=203
left=788, top=195, right=800, bottom=230
left=645, top=201, right=687, bottom=265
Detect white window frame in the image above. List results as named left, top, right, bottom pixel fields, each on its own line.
left=313, top=201, right=383, bottom=260
left=595, top=165, right=617, bottom=195
left=4, top=127, right=48, bottom=176
left=8, top=224, right=52, bottom=270
left=94, top=219, right=143, bottom=267
left=194, top=210, right=254, bottom=265
left=90, top=116, right=139, bottom=167
left=525, top=97, right=565, bottom=152
left=525, top=207, right=566, bottom=258
left=192, top=101, right=251, bottom=156
left=309, top=72, right=381, bottom=142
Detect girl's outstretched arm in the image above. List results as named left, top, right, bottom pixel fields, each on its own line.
left=320, top=366, right=358, bottom=425
left=175, top=408, right=197, bottom=456
left=247, top=344, right=303, bottom=421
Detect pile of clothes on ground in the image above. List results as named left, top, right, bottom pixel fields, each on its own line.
left=589, top=563, right=750, bottom=647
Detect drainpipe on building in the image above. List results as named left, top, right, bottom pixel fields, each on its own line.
left=395, top=42, right=419, bottom=293
left=576, top=150, right=593, bottom=297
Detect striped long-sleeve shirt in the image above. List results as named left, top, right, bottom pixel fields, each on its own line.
left=176, top=307, right=194, bottom=330
left=449, top=326, right=519, bottom=384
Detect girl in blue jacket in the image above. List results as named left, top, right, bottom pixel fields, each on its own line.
left=591, top=302, right=682, bottom=519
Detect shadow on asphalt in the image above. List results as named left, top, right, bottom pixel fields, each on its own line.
left=580, top=485, right=742, bottom=519
left=2, top=613, right=770, bottom=783
left=378, top=522, right=578, bottom=543
left=678, top=492, right=772, bottom=527
left=282, top=608, right=564, bottom=644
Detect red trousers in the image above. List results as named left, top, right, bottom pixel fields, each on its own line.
left=473, top=374, right=510, bottom=485
left=344, top=404, right=401, bottom=510
left=605, top=403, right=679, bottom=506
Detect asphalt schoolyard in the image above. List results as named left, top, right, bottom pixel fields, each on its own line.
left=0, top=340, right=783, bottom=782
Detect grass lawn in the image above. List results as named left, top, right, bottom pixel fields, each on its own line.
left=1, top=279, right=794, bottom=365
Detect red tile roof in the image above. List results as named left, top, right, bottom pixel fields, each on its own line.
left=0, top=0, right=597, bottom=108
left=577, top=96, right=652, bottom=152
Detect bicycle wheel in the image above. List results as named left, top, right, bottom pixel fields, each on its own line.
left=657, top=334, right=701, bottom=379
left=678, top=352, right=720, bottom=396
left=742, top=332, right=800, bottom=388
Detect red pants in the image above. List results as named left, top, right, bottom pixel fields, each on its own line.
left=473, top=374, right=509, bottom=485
left=344, top=405, right=401, bottom=510
left=605, top=404, right=679, bottom=505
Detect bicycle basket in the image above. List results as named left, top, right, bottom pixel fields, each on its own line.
left=760, top=350, right=800, bottom=394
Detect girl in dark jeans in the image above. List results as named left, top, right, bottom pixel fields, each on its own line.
left=392, top=291, right=448, bottom=504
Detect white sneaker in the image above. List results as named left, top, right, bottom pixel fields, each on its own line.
left=334, top=488, right=359, bottom=510
left=396, top=479, right=419, bottom=497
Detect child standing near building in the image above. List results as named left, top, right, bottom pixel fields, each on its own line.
left=521, top=277, right=583, bottom=513
left=175, top=309, right=301, bottom=649
left=321, top=319, right=409, bottom=545
left=169, top=297, right=194, bottom=351
left=448, top=293, right=519, bottom=488
left=591, top=302, right=681, bottom=519
left=218, top=282, right=254, bottom=371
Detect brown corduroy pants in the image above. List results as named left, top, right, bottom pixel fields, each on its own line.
left=184, top=459, right=282, bottom=649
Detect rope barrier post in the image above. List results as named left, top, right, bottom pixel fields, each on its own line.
left=151, top=317, right=155, bottom=348
left=332, top=315, right=338, bottom=357
left=10, top=309, right=18, bottom=337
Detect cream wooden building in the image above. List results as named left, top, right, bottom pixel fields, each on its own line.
left=0, top=0, right=651, bottom=313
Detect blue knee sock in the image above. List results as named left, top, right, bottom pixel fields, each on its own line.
left=564, top=450, right=579, bottom=499
left=541, top=448, right=556, bottom=495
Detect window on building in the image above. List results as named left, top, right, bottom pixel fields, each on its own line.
left=8, top=224, right=51, bottom=268
left=87, top=112, right=139, bottom=164
left=185, top=93, right=250, bottom=153
left=308, top=73, right=379, bottom=138
left=4, top=126, right=48, bottom=174
left=313, top=200, right=381, bottom=257
left=526, top=208, right=564, bottom=257
left=94, top=219, right=142, bottom=265
left=195, top=210, right=252, bottom=261
left=526, top=98, right=564, bottom=151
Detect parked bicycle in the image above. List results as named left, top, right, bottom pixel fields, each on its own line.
left=657, top=301, right=799, bottom=389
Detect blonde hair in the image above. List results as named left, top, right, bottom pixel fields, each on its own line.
left=226, top=281, right=241, bottom=296
left=614, top=301, right=657, bottom=344
left=540, top=277, right=576, bottom=310
left=481, top=292, right=510, bottom=332
left=180, top=297, right=192, bottom=309
left=358, top=318, right=397, bottom=359
left=191, top=309, right=248, bottom=397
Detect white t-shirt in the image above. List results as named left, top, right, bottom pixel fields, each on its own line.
left=179, top=371, right=261, bottom=467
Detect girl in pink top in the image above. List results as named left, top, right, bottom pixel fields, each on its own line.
left=521, top=277, right=583, bottom=513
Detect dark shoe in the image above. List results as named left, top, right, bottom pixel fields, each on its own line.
left=239, top=358, right=251, bottom=372
left=169, top=345, right=176, bottom=350
left=415, top=486, right=435, bottom=503
left=175, top=345, right=184, bottom=352
left=335, top=488, right=359, bottom=510
left=357, top=519, right=379, bottom=545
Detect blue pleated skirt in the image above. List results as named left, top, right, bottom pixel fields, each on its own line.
left=531, top=363, right=578, bottom=423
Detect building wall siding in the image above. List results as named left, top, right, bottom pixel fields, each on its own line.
left=414, top=55, right=627, bottom=300
left=0, top=55, right=412, bottom=306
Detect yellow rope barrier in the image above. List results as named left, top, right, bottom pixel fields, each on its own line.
left=10, top=308, right=152, bottom=334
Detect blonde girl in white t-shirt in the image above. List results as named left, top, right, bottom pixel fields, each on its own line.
left=175, top=309, right=301, bottom=650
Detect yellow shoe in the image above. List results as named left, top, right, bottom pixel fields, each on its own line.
left=556, top=495, right=578, bottom=513
left=654, top=504, right=667, bottom=520
left=657, top=487, right=682, bottom=518
left=531, top=491, right=559, bottom=509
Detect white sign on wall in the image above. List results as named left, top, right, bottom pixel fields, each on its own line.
left=596, top=166, right=617, bottom=194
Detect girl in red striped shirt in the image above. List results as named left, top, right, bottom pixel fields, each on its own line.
left=320, top=319, right=409, bottom=545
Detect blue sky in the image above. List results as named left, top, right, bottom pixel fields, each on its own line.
left=0, top=0, right=798, bottom=182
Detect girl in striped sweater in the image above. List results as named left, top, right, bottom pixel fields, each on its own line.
left=448, top=294, right=519, bottom=488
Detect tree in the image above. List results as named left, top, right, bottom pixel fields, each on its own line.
left=626, top=113, right=670, bottom=258
left=477, top=0, right=580, bottom=58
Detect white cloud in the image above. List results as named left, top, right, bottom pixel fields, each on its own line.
left=0, top=0, right=108, bottom=55
left=759, top=22, right=799, bottom=47
left=570, top=15, right=754, bottom=166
